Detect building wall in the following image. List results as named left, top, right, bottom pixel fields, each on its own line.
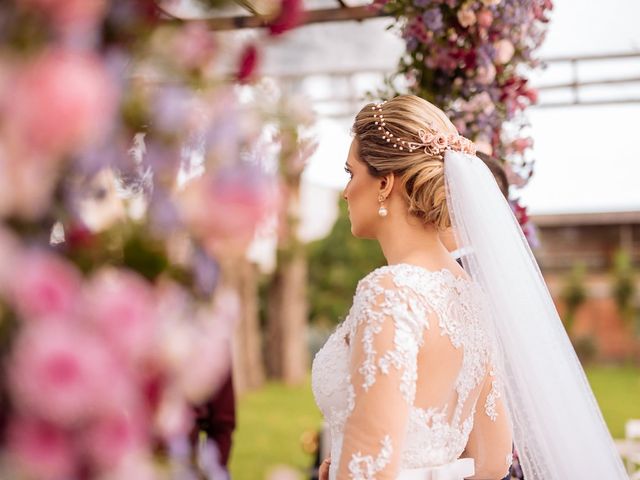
left=533, top=213, right=640, bottom=362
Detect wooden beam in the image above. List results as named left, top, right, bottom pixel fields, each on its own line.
left=175, top=5, right=390, bottom=31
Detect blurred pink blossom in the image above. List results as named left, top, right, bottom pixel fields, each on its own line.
left=176, top=327, right=231, bottom=404
left=4, top=49, right=117, bottom=159
left=17, top=0, right=107, bottom=33
left=10, top=250, right=82, bottom=322
left=7, top=417, right=76, bottom=480
left=494, top=39, right=515, bottom=64
left=154, top=390, right=193, bottom=439
left=97, top=453, right=159, bottom=480
left=456, top=8, right=476, bottom=28
left=9, top=323, right=119, bottom=425
left=511, top=137, right=533, bottom=154
left=476, top=63, right=496, bottom=84
left=0, top=227, right=20, bottom=294
left=0, top=145, right=59, bottom=219
left=85, top=269, right=157, bottom=364
left=183, top=289, right=237, bottom=402
left=179, top=166, right=279, bottom=257
left=236, top=43, right=259, bottom=83
left=476, top=9, right=493, bottom=28
left=83, top=410, right=146, bottom=469
left=268, top=0, right=305, bottom=36
left=171, top=22, right=217, bottom=71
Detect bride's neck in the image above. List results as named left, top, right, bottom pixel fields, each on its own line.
left=376, top=215, right=449, bottom=266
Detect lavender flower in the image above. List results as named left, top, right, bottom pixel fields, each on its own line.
left=422, top=8, right=444, bottom=31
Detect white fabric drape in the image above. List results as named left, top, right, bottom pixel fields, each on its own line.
left=444, top=150, right=627, bottom=479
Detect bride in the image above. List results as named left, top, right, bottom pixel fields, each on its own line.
left=311, top=95, right=627, bottom=480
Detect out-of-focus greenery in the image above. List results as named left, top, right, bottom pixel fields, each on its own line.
left=229, top=380, right=322, bottom=480
left=560, top=262, right=587, bottom=334
left=307, top=200, right=385, bottom=326
left=610, top=249, right=637, bottom=328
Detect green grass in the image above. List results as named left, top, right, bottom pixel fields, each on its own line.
left=585, top=364, right=640, bottom=438
left=229, top=380, right=322, bottom=480
left=229, top=366, right=640, bottom=479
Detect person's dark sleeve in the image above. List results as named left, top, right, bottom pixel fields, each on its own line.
left=193, top=371, right=236, bottom=466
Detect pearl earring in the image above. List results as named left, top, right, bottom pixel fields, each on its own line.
left=378, top=195, right=388, bottom=217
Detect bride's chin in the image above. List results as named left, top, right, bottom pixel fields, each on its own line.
left=350, top=223, right=373, bottom=240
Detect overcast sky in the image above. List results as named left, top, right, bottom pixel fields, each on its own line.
left=299, top=0, right=640, bottom=214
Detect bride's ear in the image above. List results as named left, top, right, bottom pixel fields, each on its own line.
left=379, top=172, right=395, bottom=199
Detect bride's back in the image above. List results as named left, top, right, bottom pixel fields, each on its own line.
left=312, top=263, right=512, bottom=479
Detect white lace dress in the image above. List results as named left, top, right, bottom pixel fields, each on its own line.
left=311, top=264, right=512, bottom=480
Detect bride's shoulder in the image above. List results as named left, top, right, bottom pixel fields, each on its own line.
left=356, top=263, right=473, bottom=295
left=353, top=264, right=410, bottom=297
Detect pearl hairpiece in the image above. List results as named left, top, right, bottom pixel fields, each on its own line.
left=372, top=102, right=476, bottom=157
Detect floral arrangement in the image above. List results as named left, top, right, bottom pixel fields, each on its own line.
left=377, top=0, right=551, bottom=245
left=0, top=0, right=309, bottom=478
left=379, top=0, right=552, bottom=173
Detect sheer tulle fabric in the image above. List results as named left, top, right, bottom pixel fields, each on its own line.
left=444, top=150, right=627, bottom=479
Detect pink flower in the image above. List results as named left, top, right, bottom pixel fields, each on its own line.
left=434, top=134, right=449, bottom=150
left=17, top=0, right=107, bottom=33
left=0, top=143, right=59, bottom=219
left=7, top=417, right=76, bottom=480
left=9, top=323, right=119, bottom=425
left=5, top=49, right=117, bottom=159
left=179, top=166, right=279, bottom=257
left=171, top=22, right=217, bottom=71
left=236, top=44, right=259, bottom=83
left=10, top=250, right=82, bottom=322
left=476, top=9, right=493, bottom=28
left=268, top=0, right=305, bottom=36
left=154, top=391, right=193, bottom=439
left=512, top=137, right=533, bottom=153
left=0, top=227, right=20, bottom=294
left=456, top=8, right=476, bottom=28
left=476, top=63, right=496, bottom=84
left=83, top=411, right=146, bottom=469
left=85, top=269, right=157, bottom=364
left=494, top=39, right=515, bottom=64
left=524, top=88, right=539, bottom=104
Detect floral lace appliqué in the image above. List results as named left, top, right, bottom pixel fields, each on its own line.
left=348, top=435, right=393, bottom=480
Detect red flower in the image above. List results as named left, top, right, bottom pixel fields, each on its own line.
left=66, top=222, right=95, bottom=250
left=268, top=0, right=305, bottom=36
left=236, top=44, right=259, bottom=83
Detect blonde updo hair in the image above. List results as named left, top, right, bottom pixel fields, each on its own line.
left=352, top=95, right=460, bottom=230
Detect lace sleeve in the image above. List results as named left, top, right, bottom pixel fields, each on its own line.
left=462, top=369, right=513, bottom=479
left=335, top=272, right=428, bottom=480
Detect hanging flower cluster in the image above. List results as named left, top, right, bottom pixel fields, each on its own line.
left=379, top=0, right=552, bottom=184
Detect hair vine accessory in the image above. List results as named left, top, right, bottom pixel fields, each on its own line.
left=372, top=102, right=476, bottom=157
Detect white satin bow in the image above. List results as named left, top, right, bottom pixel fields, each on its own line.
left=396, top=458, right=475, bottom=480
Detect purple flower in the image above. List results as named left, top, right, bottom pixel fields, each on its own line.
left=422, top=8, right=444, bottom=31
left=406, top=37, right=419, bottom=52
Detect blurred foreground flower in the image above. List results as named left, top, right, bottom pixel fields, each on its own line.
left=0, top=0, right=311, bottom=477
left=3, top=49, right=117, bottom=161
left=179, top=165, right=280, bottom=258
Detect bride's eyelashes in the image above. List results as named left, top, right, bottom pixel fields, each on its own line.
left=344, top=166, right=353, bottom=179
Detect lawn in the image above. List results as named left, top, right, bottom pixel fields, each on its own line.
left=229, top=380, right=322, bottom=480
left=229, top=365, right=640, bottom=479
left=585, top=364, right=640, bottom=438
